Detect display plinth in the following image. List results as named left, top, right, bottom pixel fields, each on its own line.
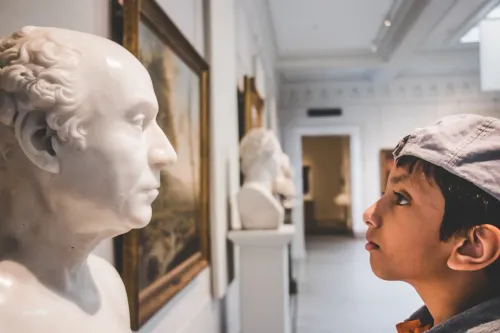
left=228, top=225, right=295, bottom=333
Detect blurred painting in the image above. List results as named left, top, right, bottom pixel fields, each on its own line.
left=111, top=0, right=210, bottom=329
left=137, top=21, right=201, bottom=292
left=380, top=149, right=395, bottom=195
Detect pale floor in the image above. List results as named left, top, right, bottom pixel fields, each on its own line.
left=294, top=236, right=423, bottom=333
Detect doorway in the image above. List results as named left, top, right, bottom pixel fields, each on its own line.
left=301, top=135, right=352, bottom=235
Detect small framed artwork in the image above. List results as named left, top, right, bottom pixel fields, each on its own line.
left=380, top=149, right=395, bottom=195
left=242, top=76, right=264, bottom=134
left=110, top=0, right=210, bottom=329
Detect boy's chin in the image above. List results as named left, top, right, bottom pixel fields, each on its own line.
left=370, top=258, right=401, bottom=281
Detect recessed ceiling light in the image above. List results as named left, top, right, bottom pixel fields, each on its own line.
left=384, top=20, right=392, bottom=27
left=371, top=45, right=378, bottom=52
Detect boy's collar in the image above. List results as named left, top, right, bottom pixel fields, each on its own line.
left=398, top=297, right=500, bottom=333
left=396, top=307, right=433, bottom=333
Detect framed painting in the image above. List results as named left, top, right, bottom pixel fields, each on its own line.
left=380, top=149, right=395, bottom=195
left=110, top=0, right=210, bottom=330
left=242, top=76, right=264, bottom=134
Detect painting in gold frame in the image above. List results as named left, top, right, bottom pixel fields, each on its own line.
left=380, top=149, right=395, bottom=195
left=243, top=76, right=264, bottom=133
left=110, top=0, right=210, bottom=330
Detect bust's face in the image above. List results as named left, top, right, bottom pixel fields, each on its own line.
left=50, top=36, right=176, bottom=234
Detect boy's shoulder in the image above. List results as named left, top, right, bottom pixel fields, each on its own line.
left=402, top=298, right=500, bottom=333
left=468, top=319, right=500, bottom=333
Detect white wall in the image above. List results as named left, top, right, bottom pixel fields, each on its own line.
left=0, top=0, right=110, bottom=37
left=235, top=0, right=280, bottom=137
left=280, top=75, right=500, bottom=258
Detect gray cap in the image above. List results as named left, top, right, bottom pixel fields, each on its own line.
left=393, top=114, right=500, bottom=201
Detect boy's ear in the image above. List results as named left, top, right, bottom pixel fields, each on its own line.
left=448, top=225, right=500, bottom=271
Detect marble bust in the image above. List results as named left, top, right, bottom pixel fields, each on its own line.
left=237, top=128, right=284, bottom=229
left=273, top=153, right=296, bottom=209
left=0, top=26, right=176, bottom=332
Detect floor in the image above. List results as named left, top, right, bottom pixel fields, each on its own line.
left=294, top=236, right=423, bottom=333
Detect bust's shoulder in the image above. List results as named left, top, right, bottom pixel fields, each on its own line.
left=88, top=254, right=128, bottom=302
left=238, top=183, right=280, bottom=208
left=0, top=261, right=49, bottom=330
left=88, top=254, right=130, bottom=326
left=88, top=254, right=121, bottom=282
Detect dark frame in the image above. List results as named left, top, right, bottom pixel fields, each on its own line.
left=110, top=0, right=211, bottom=329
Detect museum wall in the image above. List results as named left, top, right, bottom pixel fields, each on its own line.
left=235, top=0, right=280, bottom=135
left=280, top=75, right=500, bottom=258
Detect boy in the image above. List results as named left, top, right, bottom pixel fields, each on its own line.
left=363, top=114, right=500, bottom=333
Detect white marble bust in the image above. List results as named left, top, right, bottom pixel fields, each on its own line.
left=0, top=26, right=176, bottom=332
left=238, top=128, right=284, bottom=229
left=273, top=153, right=296, bottom=209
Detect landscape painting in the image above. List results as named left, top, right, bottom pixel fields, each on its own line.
left=137, top=20, right=201, bottom=292
left=111, top=0, right=210, bottom=329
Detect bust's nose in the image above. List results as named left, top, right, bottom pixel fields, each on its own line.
left=148, top=124, right=177, bottom=170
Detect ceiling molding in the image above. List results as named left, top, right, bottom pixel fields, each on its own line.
left=277, top=49, right=477, bottom=80
left=276, top=54, right=384, bottom=71
left=279, top=76, right=500, bottom=109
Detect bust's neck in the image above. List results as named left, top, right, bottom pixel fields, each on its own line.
left=244, top=167, right=274, bottom=192
left=0, top=179, right=115, bottom=314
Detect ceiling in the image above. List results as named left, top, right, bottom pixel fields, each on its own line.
left=267, top=0, right=500, bottom=84
left=268, top=0, right=393, bottom=57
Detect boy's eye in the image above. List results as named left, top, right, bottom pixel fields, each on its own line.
left=393, top=191, right=410, bottom=205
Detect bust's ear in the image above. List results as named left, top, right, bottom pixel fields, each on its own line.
left=448, top=225, right=500, bottom=271
left=14, top=110, right=60, bottom=174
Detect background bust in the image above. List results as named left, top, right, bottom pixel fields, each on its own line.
left=0, top=26, right=176, bottom=332
left=238, top=128, right=284, bottom=229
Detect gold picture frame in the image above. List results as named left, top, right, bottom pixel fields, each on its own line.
left=243, top=76, right=264, bottom=133
left=111, top=0, right=210, bottom=330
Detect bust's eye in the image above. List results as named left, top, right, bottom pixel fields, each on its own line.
left=131, top=114, right=146, bottom=130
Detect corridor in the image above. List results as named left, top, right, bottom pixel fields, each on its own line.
left=296, top=236, right=423, bottom=333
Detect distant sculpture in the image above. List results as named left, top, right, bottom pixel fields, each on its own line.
left=0, top=26, right=176, bottom=332
left=238, top=128, right=284, bottom=229
left=273, top=153, right=297, bottom=209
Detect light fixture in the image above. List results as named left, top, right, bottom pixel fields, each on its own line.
left=371, top=44, right=378, bottom=52
left=384, top=19, right=392, bottom=27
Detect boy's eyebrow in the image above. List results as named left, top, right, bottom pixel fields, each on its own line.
left=390, top=174, right=411, bottom=184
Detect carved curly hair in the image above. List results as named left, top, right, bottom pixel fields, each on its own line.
left=0, top=26, right=85, bottom=160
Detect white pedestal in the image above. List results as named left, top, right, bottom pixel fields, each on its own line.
left=228, top=225, right=295, bottom=333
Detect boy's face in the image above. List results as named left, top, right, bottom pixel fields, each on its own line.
left=363, top=166, right=454, bottom=282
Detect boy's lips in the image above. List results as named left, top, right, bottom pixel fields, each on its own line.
left=365, top=241, right=380, bottom=251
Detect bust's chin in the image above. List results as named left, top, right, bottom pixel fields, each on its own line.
left=126, top=205, right=154, bottom=230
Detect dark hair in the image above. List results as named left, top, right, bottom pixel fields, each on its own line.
left=396, top=155, right=500, bottom=280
